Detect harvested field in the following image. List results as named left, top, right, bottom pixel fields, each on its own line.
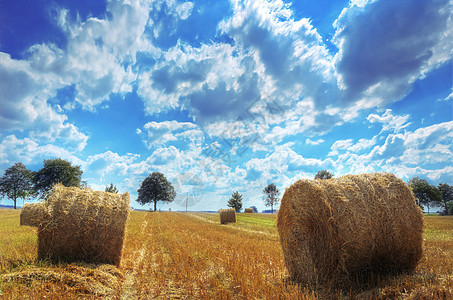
left=1, top=209, right=452, bottom=299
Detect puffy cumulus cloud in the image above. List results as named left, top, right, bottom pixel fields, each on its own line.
left=245, top=143, right=334, bottom=184
left=329, top=118, right=453, bottom=182
left=28, top=0, right=154, bottom=109
left=219, top=0, right=338, bottom=109
left=0, top=135, right=83, bottom=167
left=401, top=121, right=453, bottom=165
left=138, top=0, right=345, bottom=137
left=0, top=53, right=88, bottom=151
left=84, top=151, right=140, bottom=179
left=334, top=0, right=453, bottom=104
left=138, top=120, right=203, bottom=148
left=137, top=41, right=259, bottom=123
left=147, top=0, right=195, bottom=42
left=367, top=109, right=411, bottom=133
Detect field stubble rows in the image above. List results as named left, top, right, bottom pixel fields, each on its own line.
left=0, top=209, right=452, bottom=299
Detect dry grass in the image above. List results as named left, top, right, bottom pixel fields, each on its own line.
left=1, top=208, right=452, bottom=299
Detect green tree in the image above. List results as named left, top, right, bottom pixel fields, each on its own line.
left=34, top=158, right=83, bottom=198
left=438, top=183, right=453, bottom=215
left=263, top=183, right=280, bottom=214
left=105, top=183, right=119, bottom=194
left=315, top=169, right=334, bottom=179
left=0, top=163, right=35, bottom=209
left=408, top=177, right=442, bottom=213
left=137, top=172, right=176, bottom=211
left=227, top=191, right=243, bottom=212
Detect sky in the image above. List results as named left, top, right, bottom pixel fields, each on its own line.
left=0, top=0, right=452, bottom=211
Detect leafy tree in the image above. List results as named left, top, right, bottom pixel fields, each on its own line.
left=447, top=202, right=453, bottom=216
left=34, top=158, right=83, bottom=198
left=250, top=205, right=258, bottom=213
left=137, top=172, right=176, bottom=211
left=408, top=177, right=442, bottom=213
left=105, top=183, right=119, bottom=194
left=0, top=163, right=35, bottom=209
left=227, top=191, right=243, bottom=212
left=315, top=169, right=334, bottom=180
left=263, top=183, right=280, bottom=214
left=438, top=183, right=453, bottom=215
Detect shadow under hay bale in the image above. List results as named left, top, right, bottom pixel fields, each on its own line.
left=22, top=184, right=130, bottom=267
left=20, top=202, right=48, bottom=227
left=220, top=208, right=236, bottom=224
left=244, top=208, right=254, bottom=213
left=277, top=173, right=423, bottom=288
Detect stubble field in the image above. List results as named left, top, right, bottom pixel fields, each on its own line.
left=0, top=209, right=452, bottom=299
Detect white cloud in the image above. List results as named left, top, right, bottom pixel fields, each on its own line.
left=0, top=53, right=88, bottom=151
left=367, top=109, right=410, bottom=133
left=444, top=91, right=453, bottom=101
left=329, top=119, right=453, bottom=183
left=329, top=139, right=353, bottom=156
left=139, top=120, right=202, bottom=148
left=305, top=138, right=324, bottom=145
left=176, top=2, right=194, bottom=20
left=0, top=135, right=83, bottom=166
left=334, top=0, right=453, bottom=104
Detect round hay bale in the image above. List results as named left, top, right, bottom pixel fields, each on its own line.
left=37, top=184, right=130, bottom=267
left=277, top=173, right=423, bottom=287
left=244, top=208, right=254, bottom=213
left=20, top=202, right=48, bottom=227
left=220, top=208, right=236, bottom=224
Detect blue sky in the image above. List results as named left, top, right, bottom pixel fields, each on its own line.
left=0, top=0, right=452, bottom=211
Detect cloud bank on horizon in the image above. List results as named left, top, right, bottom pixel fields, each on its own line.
left=0, top=0, right=452, bottom=211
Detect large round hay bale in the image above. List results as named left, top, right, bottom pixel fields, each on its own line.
left=244, top=208, right=254, bottom=213
left=220, top=208, right=236, bottom=224
left=37, top=184, right=130, bottom=267
left=277, top=173, right=423, bottom=287
left=20, top=202, right=48, bottom=227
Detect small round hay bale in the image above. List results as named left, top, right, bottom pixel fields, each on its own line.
left=37, top=184, right=130, bottom=267
left=20, top=202, right=48, bottom=227
left=277, top=173, right=423, bottom=287
left=244, top=208, right=254, bottom=213
left=219, top=208, right=236, bottom=224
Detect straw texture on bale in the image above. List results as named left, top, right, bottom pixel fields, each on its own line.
left=220, top=208, right=236, bottom=224
left=36, top=184, right=130, bottom=266
left=20, top=202, right=48, bottom=227
left=244, top=208, right=254, bottom=213
left=277, top=173, right=423, bottom=286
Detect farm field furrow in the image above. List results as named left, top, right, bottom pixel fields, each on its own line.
left=0, top=209, right=452, bottom=299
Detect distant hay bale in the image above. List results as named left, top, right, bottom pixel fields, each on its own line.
left=244, top=208, right=254, bottom=213
left=220, top=208, right=236, bottom=224
left=36, top=184, right=130, bottom=266
left=20, top=202, right=48, bottom=227
left=277, top=173, right=423, bottom=287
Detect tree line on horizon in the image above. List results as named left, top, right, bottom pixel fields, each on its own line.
left=1, top=161, right=452, bottom=215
